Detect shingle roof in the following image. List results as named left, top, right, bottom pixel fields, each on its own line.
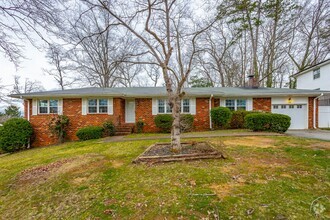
left=9, top=87, right=329, bottom=99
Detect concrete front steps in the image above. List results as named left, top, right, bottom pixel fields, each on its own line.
left=115, top=124, right=134, bottom=136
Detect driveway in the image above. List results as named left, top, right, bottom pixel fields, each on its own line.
left=286, top=129, right=330, bottom=141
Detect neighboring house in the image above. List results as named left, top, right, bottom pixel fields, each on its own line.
left=293, top=59, right=330, bottom=128
left=10, top=85, right=327, bottom=147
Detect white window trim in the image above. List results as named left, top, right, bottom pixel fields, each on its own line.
left=157, top=98, right=192, bottom=114
left=87, top=98, right=108, bottom=114
left=38, top=99, right=59, bottom=114
left=225, top=99, right=247, bottom=111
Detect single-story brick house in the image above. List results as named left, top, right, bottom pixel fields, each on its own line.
left=10, top=86, right=327, bottom=147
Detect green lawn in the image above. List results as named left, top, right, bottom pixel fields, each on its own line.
left=0, top=135, right=329, bottom=219
left=125, top=129, right=249, bottom=138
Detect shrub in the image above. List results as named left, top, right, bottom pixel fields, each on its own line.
left=154, top=114, right=195, bottom=133
left=135, top=120, right=145, bottom=133
left=76, top=126, right=104, bottom=140
left=229, top=110, right=257, bottom=129
left=0, top=118, right=33, bottom=152
left=103, top=121, right=116, bottom=136
left=210, top=107, right=232, bottom=128
left=245, top=113, right=291, bottom=133
left=48, top=115, right=70, bottom=144
left=180, top=114, right=194, bottom=132
left=154, top=114, right=173, bottom=133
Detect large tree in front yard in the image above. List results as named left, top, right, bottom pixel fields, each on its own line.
left=82, top=0, right=215, bottom=150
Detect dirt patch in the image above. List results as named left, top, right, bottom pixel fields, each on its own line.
left=210, top=183, right=244, bottom=199
left=223, top=136, right=276, bottom=148
left=134, top=142, right=225, bottom=163
left=111, top=160, right=124, bottom=168
left=15, top=154, right=107, bottom=188
left=309, top=142, right=330, bottom=150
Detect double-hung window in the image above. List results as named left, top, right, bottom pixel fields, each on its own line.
left=182, top=99, right=190, bottom=113
left=157, top=99, right=191, bottom=114
left=38, top=100, right=58, bottom=114
left=88, top=99, right=108, bottom=114
left=313, top=68, right=320, bottom=79
left=158, top=99, right=172, bottom=113
left=225, top=99, right=246, bottom=111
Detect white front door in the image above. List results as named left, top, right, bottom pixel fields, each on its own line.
left=125, top=99, right=135, bottom=123
left=272, top=104, right=308, bottom=129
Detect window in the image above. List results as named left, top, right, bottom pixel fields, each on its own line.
left=225, top=99, right=235, bottom=111
left=157, top=99, right=191, bottom=114
left=281, top=105, right=286, bottom=109
left=225, top=99, right=246, bottom=111
left=237, top=99, right=246, bottom=110
left=88, top=99, right=108, bottom=114
left=38, top=100, right=58, bottom=114
left=289, top=105, right=294, bottom=109
left=297, top=105, right=302, bottom=109
left=157, top=99, right=172, bottom=113
left=182, top=99, right=190, bottom=113
left=273, top=105, right=279, bottom=109
left=313, top=68, right=320, bottom=79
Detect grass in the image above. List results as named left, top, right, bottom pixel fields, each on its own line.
left=0, top=135, right=329, bottom=219
left=125, top=129, right=249, bottom=138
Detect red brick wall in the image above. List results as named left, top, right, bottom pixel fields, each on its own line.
left=135, top=98, right=211, bottom=132
left=26, top=98, right=125, bottom=147
left=194, top=98, right=210, bottom=131
left=135, top=98, right=158, bottom=132
left=308, top=97, right=318, bottom=129
left=253, top=98, right=271, bottom=112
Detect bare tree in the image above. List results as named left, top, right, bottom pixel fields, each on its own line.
left=43, top=44, right=77, bottom=90
left=81, top=0, right=214, bottom=150
left=12, top=75, right=44, bottom=94
left=0, top=0, right=63, bottom=66
left=287, top=0, right=330, bottom=71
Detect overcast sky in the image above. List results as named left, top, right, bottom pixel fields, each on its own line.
left=0, top=43, right=59, bottom=91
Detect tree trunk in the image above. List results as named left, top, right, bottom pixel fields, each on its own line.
left=170, top=95, right=182, bottom=151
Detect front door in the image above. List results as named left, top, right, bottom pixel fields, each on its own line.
left=125, top=99, right=135, bottom=123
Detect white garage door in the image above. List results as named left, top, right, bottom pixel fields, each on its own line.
left=272, top=104, right=308, bottom=129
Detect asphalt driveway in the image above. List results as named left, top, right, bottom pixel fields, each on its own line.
left=286, top=129, right=330, bottom=141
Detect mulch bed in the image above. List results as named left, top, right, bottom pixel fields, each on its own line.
left=133, top=142, right=225, bottom=164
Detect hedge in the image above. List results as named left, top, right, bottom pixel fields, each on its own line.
left=244, top=113, right=291, bottom=133
left=230, top=110, right=258, bottom=129
left=154, top=114, right=194, bottom=133
left=210, top=107, right=232, bottom=128
left=0, top=118, right=33, bottom=152
left=76, top=126, right=104, bottom=140
left=180, top=114, right=194, bottom=132
left=103, top=121, right=116, bottom=136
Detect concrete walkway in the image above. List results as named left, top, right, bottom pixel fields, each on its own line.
left=286, top=129, right=330, bottom=141
left=102, top=131, right=283, bottom=143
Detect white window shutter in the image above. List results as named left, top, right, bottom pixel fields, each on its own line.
left=58, top=99, right=63, bottom=115
left=82, top=98, right=87, bottom=115
left=220, top=99, right=226, bottom=107
left=246, top=98, right=253, bottom=111
left=32, top=99, right=38, bottom=115
left=152, top=98, right=157, bottom=115
left=190, top=98, right=196, bottom=115
left=108, top=98, right=113, bottom=115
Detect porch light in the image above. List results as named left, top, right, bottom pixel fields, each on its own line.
left=288, top=97, right=292, bottom=104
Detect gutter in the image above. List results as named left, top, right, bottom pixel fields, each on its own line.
left=209, top=94, right=213, bottom=130
left=313, top=93, right=323, bottom=129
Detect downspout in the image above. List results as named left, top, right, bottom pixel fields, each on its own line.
left=27, top=99, right=31, bottom=149
left=313, top=93, right=323, bottom=129
left=27, top=99, right=30, bottom=121
left=209, top=94, right=213, bottom=130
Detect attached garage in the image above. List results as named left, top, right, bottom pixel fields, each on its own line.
left=271, top=97, right=308, bottom=129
